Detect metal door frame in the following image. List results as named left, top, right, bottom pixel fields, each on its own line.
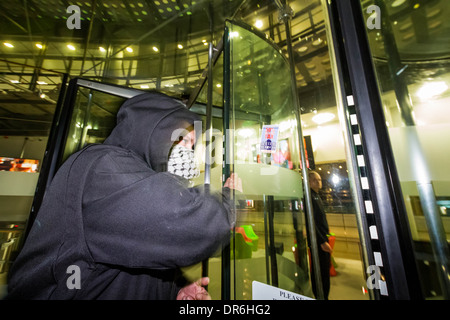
left=24, top=78, right=146, bottom=242
left=24, top=77, right=220, bottom=241
left=327, top=0, right=423, bottom=299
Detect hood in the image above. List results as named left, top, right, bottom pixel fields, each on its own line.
left=103, top=92, right=201, bottom=172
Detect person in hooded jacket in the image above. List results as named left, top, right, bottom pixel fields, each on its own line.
left=6, top=92, right=240, bottom=300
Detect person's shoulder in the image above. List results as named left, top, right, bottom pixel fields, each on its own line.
left=155, top=171, right=190, bottom=185
left=72, top=144, right=147, bottom=172
left=79, top=144, right=140, bottom=161
left=83, top=143, right=129, bottom=155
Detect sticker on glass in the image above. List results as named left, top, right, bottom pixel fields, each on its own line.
left=260, top=125, right=279, bottom=153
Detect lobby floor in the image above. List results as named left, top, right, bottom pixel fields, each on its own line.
left=329, top=257, right=369, bottom=300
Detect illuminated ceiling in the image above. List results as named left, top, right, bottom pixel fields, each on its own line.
left=0, top=0, right=449, bottom=136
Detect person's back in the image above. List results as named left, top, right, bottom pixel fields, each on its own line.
left=6, top=92, right=234, bottom=300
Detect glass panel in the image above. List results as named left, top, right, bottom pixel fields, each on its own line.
left=60, top=88, right=127, bottom=163
left=226, top=10, right=371, bottom=299
left=361, top=0, right=450, bottom=299
left=188, top=58, right=226, bottom=300
left=58, top=81, right=222, bottom=298
left=226, top=21, right=309, bottom=299
left=0, top=61, right=63, bottom=298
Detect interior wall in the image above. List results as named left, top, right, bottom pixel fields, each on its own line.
left=303, top=121, right=346, bottom=163
left=0, top=136, right=48, bottom=164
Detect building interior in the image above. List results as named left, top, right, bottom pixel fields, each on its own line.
left=0, top=0, right=449, bottom=300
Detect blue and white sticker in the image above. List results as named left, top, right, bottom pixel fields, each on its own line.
left=260, top=125, right=279, bottom=153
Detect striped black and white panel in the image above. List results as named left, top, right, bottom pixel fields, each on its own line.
left=347, top=95, right=388, bottom=297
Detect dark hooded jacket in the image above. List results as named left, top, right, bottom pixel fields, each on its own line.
left=6, top=92, right=233, bottom=300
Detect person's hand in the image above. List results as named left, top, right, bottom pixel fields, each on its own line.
left=177, top=277, right=211, bottom=300
left=321, top=242, right=333, bottom=254
left=224, top=173, right=243, bottom=192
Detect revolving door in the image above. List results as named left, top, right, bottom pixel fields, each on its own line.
left=221, top=20, right=313, bottom=299
left=183, top=20, right=330, bottom=300
left=23, top=18, right=372, bottom=301
left=25, top=21, right=321, bottom=300
left=10, top=0, right=450, bottom=301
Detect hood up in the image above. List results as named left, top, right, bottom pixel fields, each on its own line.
left=103, top=92, right=201, bottom=172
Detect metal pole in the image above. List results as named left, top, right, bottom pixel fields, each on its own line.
left=201, top=0, right=216, bottom=288
left=275, top=0, right=324, bottom=300
left=267, top=195, right=279, bottom=287
left=320, top=0, right=376, bottom=299
left=221, top=23, right=232, bottom=301
left=80, top=0, right=97, bottom=76
left=204, top=41, right=214, bottom=186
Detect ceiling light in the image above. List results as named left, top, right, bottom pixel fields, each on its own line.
left=254, top=20, right=263, bottom=29
left=312, top=38, right=323, bottom=46
left=10, top=80, right=20, bottom=84
left=177, top=44, right=183, bottom=49
left=238, top=128, right=254, bottom=138
left=67, top=44, right=76, bottom=50
left=126, top=47, right=133, bottom=53
left=391, top=0, right=406, bottom=7
left=40, top=93, right=46, bottom=99
left=298, top=46, right=308, bottom=53
left=99, top=46, right=106, bottom=52
left=140, top=85, right=149, bottom=89
left=35, top=43, right=43, bottom=49
left=4, top=42, right=14, bottom=48
left=417, top=81, right=448, bottom=100
left=37, top=81, right=48, bottom=85
left=332, top=174, right=340, bottom=185
left=312, top=112, right=335, bottom=124
left=152, top=46, right=159, bottom=52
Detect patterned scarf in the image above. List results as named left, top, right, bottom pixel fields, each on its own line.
left=167, top=144, right=200, bottom=180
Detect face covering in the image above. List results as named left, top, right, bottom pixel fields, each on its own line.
left=167, top=144, right=200, bottom=180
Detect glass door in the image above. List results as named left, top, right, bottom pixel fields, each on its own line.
left=58, top=80, right=137, bottom=166
left=0, top=64, right=68, bottom=299
left=18, top=14, right=381, bottom=302
left=224, top=20, right=309, bottom=299
left=359, top=0, right=450, bottom=299
left=23, top=79, right=146, bottom=243
left=221, top=19, right=372, bottom=300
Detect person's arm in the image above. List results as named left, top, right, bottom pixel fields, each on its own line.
left=83, top=171, right=234, bottom=269
left=311, top=196, right=331, bottom=253
left=320, top=242, right=333, bottom=253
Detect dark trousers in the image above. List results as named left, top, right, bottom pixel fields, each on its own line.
left=310, top=249, right=331, bottom=300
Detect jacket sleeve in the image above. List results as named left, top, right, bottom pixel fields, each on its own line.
left=312, top=198, right=329, bottom=245
left=82, top=170, right=233, bottom=270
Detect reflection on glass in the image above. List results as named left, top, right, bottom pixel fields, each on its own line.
left=61, top=89, right=127, bottom=163
left=361, top=0, right=450, bottom=299
left=226, top=21, right=309, bottom=299
left=222, top=10, right=372, bottom=298
left=0, top=63, right=63, bottom=299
